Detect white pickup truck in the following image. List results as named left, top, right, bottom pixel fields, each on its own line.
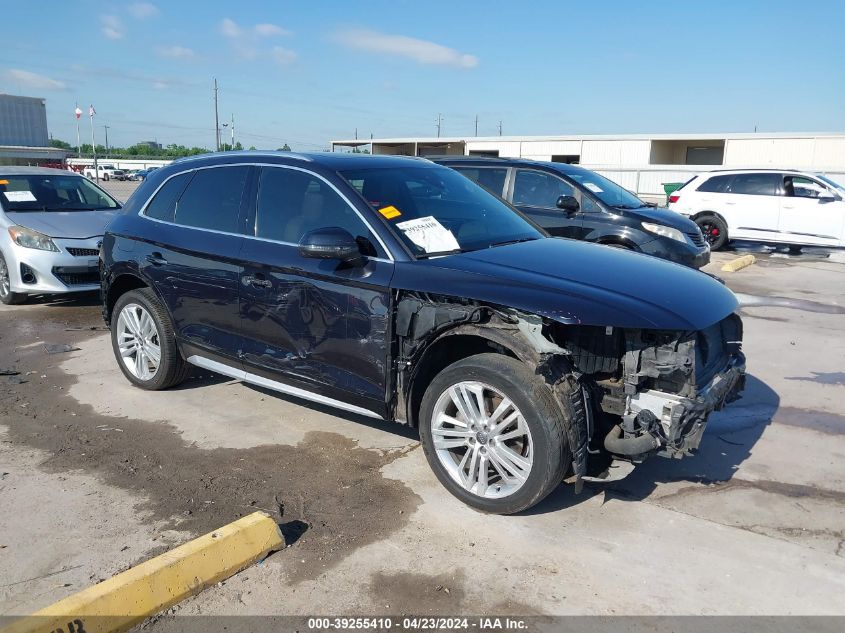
left=83, top=164, right=127, bottom=181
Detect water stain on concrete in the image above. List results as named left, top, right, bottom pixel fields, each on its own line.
left=0, top=302, right=422, bottom=585
left=660, top=477, right=845, bottom=505
left=773, top=406, right=845, bottom=435
left=785, top=372, right=845, bottom=387
left=735, top=293, right=845, bottom=314
left=368, top=571, right=467, bottom=614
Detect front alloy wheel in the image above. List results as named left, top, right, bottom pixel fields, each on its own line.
left=431, top=381, right=533, bottom=499
left=419, top=353, right=578, bottom=514
left=115, top=303, right=161, bottom=381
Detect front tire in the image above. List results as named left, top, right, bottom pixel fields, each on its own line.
left=0, top=252, right=27, bottom=305
left=419, top=353, right=577, bottom=514
left=110, top=288, right=190, bottom=390
left=695, top=214, right=729, bottom=250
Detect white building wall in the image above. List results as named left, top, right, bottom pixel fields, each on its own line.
left=580, top=140, right=651, bottom=166
left=812, top=138, right=845, bottom=169
left=723, top=138, right=815, bottom=167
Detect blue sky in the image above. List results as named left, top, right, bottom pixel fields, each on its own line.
left=2, top=0, right=844, bottom=150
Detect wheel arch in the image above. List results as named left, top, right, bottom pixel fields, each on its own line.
left=691, top=209, right=728, bottom=225
left=104, top=272, right=152, bottom=324
left=404, top=329, right=523, bottom=430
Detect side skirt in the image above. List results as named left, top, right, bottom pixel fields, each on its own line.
left=186, top=355, right=384, bottom=420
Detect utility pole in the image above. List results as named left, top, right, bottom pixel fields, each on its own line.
left=103, top=125, right=110, bottom=155
left=436, top=113, right=443, bottom=138
left=475, top=115, right=478, bottom=137
left=213, top=78, right=220, bottom=151
left=497, top=120, right=503, bottom=136
left=230, top=113, right=235, bottom=149
left=354, top=127, right=358, bottom=140
left=89, top=105, right=98, bottom=182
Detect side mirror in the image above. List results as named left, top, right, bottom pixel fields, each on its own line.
left=556, top=195, right=580, bottom=214
left=818, top=191, right=838, bottom=203
left=298, top=227, right=361, bottom=262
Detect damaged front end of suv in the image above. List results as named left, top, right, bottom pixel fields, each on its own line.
left=391, top=265, right=745, bottom=493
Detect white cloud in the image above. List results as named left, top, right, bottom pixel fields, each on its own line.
left=220, top=18, right=296, bottom=65
left=220, top=17, right=243, bottom=38
left=254, top=23, right=291, bottom=37
left=152, top=80, right=168, bottom=90
left=128, top=2, right=159, bottom=19
left=155, top=45, right=195, bottom=59
left=272, top=46, right=298, bottom=65
left=334, top=28, right=478, bottom=68
left=101, top=14, right=125, bottom=40
left=4, top=69, right=67, bottom=91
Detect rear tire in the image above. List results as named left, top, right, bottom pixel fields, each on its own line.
left=0, top=252, right=28, bottom=305
left=695, top=214, right=729, bottom=250
left=110, top=288, right=191, bottom=390
left=419, top=353, right=578, bottom=514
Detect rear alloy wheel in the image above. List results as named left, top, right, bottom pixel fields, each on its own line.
left=111, top=288, right=191, bottom=390
left=0, top=253, right=27, bottom=305
left=419, top=353, right=577, bottom=514
left=696, top=215, right=728, bottom=250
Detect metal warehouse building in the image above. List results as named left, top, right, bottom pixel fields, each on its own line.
left=0, top=93, right=69, bottom=166
left=332, top=132, right=845, bottom=202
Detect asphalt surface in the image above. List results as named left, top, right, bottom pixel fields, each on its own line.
left=1, top=249, right=844, bottom=619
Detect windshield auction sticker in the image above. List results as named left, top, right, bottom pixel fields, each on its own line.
left=4, top=190, right=37, bottom=202
left=396, top=215, right=460, bottom=253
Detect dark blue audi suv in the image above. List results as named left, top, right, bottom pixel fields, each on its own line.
left=101, top=151, right=745, bottom=514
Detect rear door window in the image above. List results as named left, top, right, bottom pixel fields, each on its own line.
left=451, top=167, right=508, bottom=197
left=512, top=169, right=575, bottom=208
left=173, top=166, right=250, bottom=232
left=144, top=172, right=193, bottom=222
left=726, top=173, right=780, bottom=196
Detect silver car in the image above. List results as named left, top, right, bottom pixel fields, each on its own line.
left=0, top=167, right=121, bottom=304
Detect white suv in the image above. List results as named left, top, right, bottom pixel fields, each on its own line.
left=668, top=169, right=845, bottom=250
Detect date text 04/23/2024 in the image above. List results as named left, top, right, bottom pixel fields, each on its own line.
left=307, top=617, right=529, bottom=630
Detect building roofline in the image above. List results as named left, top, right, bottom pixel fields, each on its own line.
left=332, top=131, right=845, bottom=145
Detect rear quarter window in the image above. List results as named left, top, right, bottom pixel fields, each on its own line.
left=143, top=172, right=193, bottom=222
left=696, top=174, right=733, bottom=193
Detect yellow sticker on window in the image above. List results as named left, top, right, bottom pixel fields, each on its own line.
left=379, top=205, right=402, bottom=219
left=0, top=180, right=8, bottom=185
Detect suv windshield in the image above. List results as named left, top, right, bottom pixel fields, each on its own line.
left=817, top=174, right=845, bottom=193
left=340, top=166, right=542, bottom=257
left=0, top=174, right=120, bottom=212
left=564, top=169, right=645, bottom=209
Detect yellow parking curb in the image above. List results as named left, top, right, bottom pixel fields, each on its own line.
left=1, top=512, right=284, bottom=633
left=721, top=254, right=756, bottom=272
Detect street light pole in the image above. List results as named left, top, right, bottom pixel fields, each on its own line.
left=103, top=125, right=110, bottom=156
left=213, top=77, right=220, bottom=151
left=230, top=113, right=235, bottom=149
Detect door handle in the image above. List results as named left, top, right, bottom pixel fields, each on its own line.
left=243, top=275, right=272, bottom=289
left=145, top=253, right=168, bottom=266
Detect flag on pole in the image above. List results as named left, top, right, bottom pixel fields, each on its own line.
left=75, top=106, right=82, bottom=119
left=89, top=105, right=96, bottom=117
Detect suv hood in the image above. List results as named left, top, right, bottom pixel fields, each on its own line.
left=393, top=237, right=737, bottom=330
left=7, top=210, right=118, bottom=239
left=617, top=205, right=700, bottom=233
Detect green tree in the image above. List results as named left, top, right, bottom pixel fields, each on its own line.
left=277, top=143, right=291, bottom=151
left=50, top=138, right=72, bottom=149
